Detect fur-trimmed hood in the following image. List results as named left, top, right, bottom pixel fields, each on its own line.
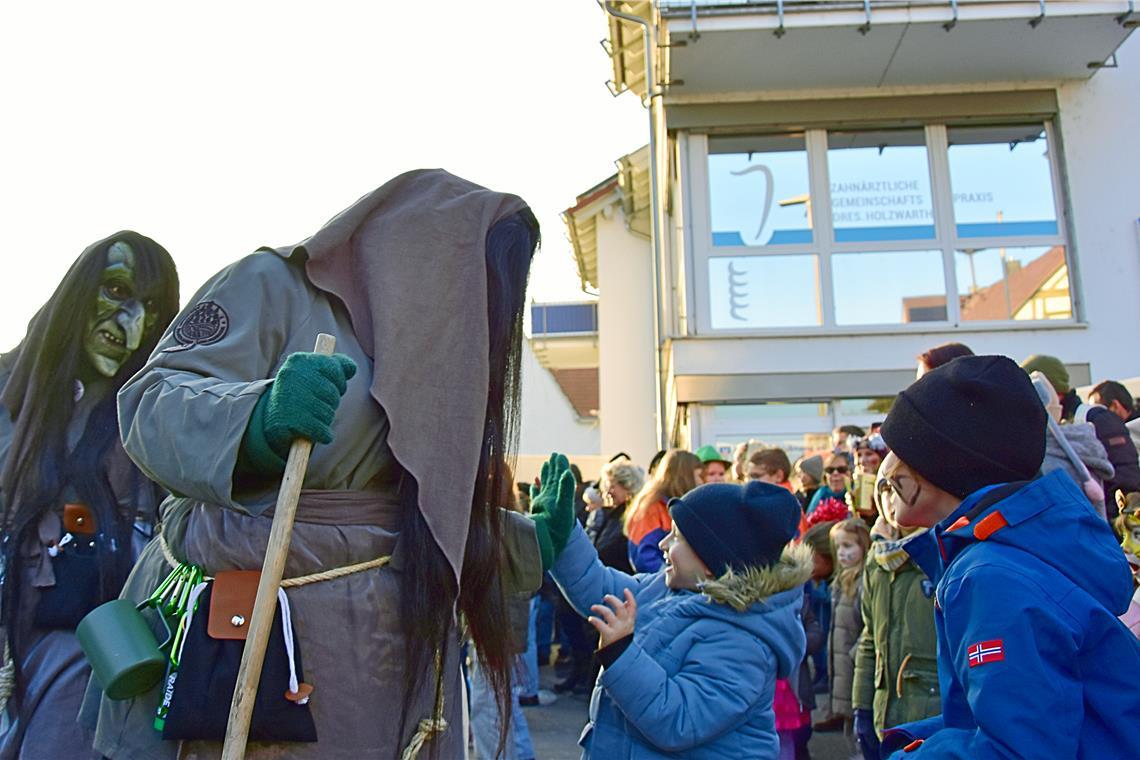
left=699, top=542, right=814, bottom=611
left=654, top=541, right=811, bottom=683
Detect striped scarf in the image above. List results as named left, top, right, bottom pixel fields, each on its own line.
left=871, top=528, right=928, bottom=572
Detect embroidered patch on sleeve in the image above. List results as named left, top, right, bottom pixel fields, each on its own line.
left=968, top=639, right=1005, bottom=668
left=163, top=300, right=230, bottom=353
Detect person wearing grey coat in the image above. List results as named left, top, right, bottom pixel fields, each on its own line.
left=82, top=171, right=545, bottom=760
left=1041, top=422, right=1114, bottom=513
left=1031, top=371, right=1115, bottom=517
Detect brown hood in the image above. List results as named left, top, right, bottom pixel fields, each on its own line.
left=272, top=170, right=526, bottom=583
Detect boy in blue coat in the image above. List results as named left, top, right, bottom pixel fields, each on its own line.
left=874, top=355, right=1140, bottom=758
left=528, top=456, right=811, bottom=759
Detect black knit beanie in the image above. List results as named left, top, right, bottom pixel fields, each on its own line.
left=668, top=481, right=800, bottom=576
left=880, top=355, right=1046, bottom=499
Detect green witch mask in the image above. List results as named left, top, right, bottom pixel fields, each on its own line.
left=1119, top=493, right=1140, bottom=563
left=82, top=241, right=159, bottom=378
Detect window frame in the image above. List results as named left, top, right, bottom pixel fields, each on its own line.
left=688, top=120, right=1073, bottom=335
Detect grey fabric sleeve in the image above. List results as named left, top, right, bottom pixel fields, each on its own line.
left=117, top=253, right=315, bottom=513
left=500, top=509, right=543, bottom=596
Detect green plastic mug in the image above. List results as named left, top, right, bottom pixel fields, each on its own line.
left=76, top=599, right=171, bottom=700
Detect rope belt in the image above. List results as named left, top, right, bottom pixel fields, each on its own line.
left=158, top=533, right=390, bottom=586
left=401, top=715, right=449, bottom=760
left=402, top=650, right=448, bottom=760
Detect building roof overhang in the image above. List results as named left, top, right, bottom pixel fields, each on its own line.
left=562, top=177, right=619, bottom=292
left=606, top=1, right=1135, bottom=100
left=562, top=145, right=651, bottom=291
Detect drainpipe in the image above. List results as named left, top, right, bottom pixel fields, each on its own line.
left=601, top=1, right=669, bottom=451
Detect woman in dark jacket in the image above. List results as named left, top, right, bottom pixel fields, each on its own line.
left=586, top=457, right=645, bottom=570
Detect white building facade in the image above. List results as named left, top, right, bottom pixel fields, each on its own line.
left=566, top=0, right=1139, bottom=463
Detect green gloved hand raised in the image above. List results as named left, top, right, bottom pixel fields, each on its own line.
left=240, top=351, right=358, bottom=475
left=528, top=452, right=578, bottom=571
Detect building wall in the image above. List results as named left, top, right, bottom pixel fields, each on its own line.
left=595, top=206, right=659, bottom=468
left=666, top=37, right=1140, bottom=413
left=517, top=340, right=601, bottom=482
left=586, top=24, right=1139, bottom=455
left=1055, top=32, right=1140, bottom=381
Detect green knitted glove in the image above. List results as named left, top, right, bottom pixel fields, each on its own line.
left=528, top=452, right=577, bottom=571
left=240, top=351, right=358, bottom=475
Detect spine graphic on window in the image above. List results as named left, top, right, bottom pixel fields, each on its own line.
left=728, top=261, right=749, bottom=322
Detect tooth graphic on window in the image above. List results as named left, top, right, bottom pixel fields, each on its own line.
left=730, top=163, right=775, bottom=243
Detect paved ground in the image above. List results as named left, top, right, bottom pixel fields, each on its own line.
left=524, top=662, right=857, bottom=760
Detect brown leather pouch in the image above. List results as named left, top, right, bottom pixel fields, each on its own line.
left=207, top=570, right=261, bottom=641
left=63, top=502, right=97, bottom=535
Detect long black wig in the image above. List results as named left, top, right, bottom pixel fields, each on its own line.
left=0, top=231, right=179, bottom=700
left=395, top=208, right=538, bottom=758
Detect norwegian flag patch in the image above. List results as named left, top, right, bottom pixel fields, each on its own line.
left=968, top=639, right=1005, bottom=668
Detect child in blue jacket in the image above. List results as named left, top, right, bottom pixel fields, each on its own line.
left=875, top=355, right=1140, bottom=758
left=532, top=463, right=812, bottom=759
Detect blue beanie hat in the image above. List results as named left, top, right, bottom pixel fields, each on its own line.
left=881, top=354, right=1046, bottom=499
left=668, top=481, right=801, bottom=576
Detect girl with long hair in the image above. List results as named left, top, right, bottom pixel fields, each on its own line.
left=815, top=519, right=871, bottom=740
left=84, top=171, right=542, bottom=760
left=623, top=448, right=701, bottom=573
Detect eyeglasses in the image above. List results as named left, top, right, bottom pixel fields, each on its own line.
left=876, top=477, right=899, bottom=504
left=876, top=472, right=921, bottom=508
left=824, top=466, right=849, bottom=475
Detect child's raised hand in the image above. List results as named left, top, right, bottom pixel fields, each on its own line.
left=588, top=588, right=637, bottom=647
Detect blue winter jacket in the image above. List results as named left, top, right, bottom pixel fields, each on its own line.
left=551, top=525, right=811, bottom=759
left=886, top=471, right=1140, bottom=758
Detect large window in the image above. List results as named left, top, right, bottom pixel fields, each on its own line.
left=827, top=130, right=935, bottom=243
left=707, top=402, right=831, bottom=463
left=697, top=398, right=895, bottom=463
left=708, top=255, right=820, bottom=328
left=708, top=134, right=812, bottom=247
left=699, top=123, right=1071, bottom=332
left=947, top=126, right=1058, bottom=239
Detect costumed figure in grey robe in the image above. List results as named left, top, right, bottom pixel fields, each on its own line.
left=86, top=170, right=544, bottom=760
left=0, top=231, right=179, bottom=759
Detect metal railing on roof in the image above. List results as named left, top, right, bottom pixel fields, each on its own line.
left=658, top=1, right=1040, bottom=9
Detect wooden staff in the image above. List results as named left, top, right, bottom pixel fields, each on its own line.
left=222, top=333, right=335, bottom=759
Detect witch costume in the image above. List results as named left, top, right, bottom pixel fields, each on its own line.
left=84, top=170, right=544, bottom=760
left=0, top=232, right=179, bottom=760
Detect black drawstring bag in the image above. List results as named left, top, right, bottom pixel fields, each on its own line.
left=161, top=583, right=317, bottom=742
left=33, top=542, right=102, bottom=629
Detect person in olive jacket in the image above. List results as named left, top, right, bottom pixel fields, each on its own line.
left=851, top=463, right=940, bottom=758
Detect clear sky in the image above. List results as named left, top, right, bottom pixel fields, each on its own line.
left=0, top=2, right=647, bottom=350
